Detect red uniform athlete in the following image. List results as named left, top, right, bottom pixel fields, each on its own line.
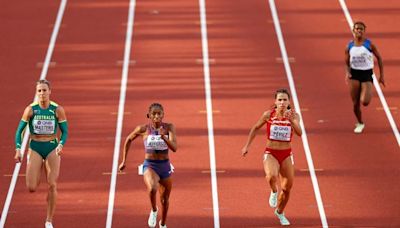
left=242, top=88, right=302, bottom=226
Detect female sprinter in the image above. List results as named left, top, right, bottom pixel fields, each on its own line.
left=14, top=79, right=68, bottom=228
left=345, top=21, right=385, bottom=133
left=119, top=103, right=177, bottom=228
left=241, top=88, right=302, bottom=226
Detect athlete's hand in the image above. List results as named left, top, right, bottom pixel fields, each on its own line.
left=379, top=76, right=385, bottom=87
left=119, top=161, right=126, bottom=172
left=284, top=109, right=295, bottom=122
left=14, top=149, right=22, bottom=163
left=345, top=73, right=351, bottom=85
left=55, top=144, right=63, bottom=156
left=159, top=126, right=168, bottom=140
left=241, top=146, right=249, bottom=157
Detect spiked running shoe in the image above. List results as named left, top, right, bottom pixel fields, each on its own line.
left=354, top=123, right=365, bottom=133
left=159, top=220, right=167, bottom=228
left=269, top=191, right=278, bottom=208
left=148, top=208, right=158, bottom=228
left=45, top=222, right=54, bottom=228
left=274, top=209, right=290, bottom=226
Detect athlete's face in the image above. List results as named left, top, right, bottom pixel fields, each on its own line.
left=275, top=93, right=290, bottom=111
left=353, top=24, right=365, bottom=39
left=148, top=107, right=164, bottom=123
left=36, top=83, right=51, bottom=102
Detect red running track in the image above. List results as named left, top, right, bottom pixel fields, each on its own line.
left=1, top=0, right=399, bottom=227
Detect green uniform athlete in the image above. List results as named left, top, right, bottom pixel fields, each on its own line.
left=14, top=79, right=68, bottom=228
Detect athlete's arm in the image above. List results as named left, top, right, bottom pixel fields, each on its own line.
left=119, top=125, right=145, bottom=171
left=14, top=106, right=32, bottom=163
left=290, top=112, right=302, bottom=136
left=160, top=123, right=177, bottom=152
left=241, top=111, right=270, bottom=157
left=344, top=47, right=351, bottom=82
left=56, top=105, right=68, bottom=155
left=371, top=42, right=385, bottom=87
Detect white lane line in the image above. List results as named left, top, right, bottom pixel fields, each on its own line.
left=198, top=0, right=220, bottom=227
left=268, top=0, right=329, bottom=227
left=105, top=0, right=136, bottom=227
left=338, top=0, right=400, bottom=147
left=0, top=0, right=68, bottom=227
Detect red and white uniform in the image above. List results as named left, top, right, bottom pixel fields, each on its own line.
left=264, top=109, right=294, bottom=165
left=266, top=109, right=293, bottom=142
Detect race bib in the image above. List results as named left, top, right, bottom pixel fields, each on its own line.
left=32, top=119, right=55, bottom=134
left=269, top=125, right=291, bottom=141
left=146, top=135, right=168, bottom=150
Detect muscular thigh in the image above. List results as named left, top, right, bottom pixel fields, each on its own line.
left=159, top=177, right=172, bottom=198
left=279, top=157, right=294, bottom=187
left=349, top=80, right=361, bottom=103
left=263, top=154, right=280, bottom=177
left=26, top=150, right=44, bottom=185
left=45, top=151, right=60, bottom=184
left=144, top=168, right=160, bottom=189
left=360, top=82, right=372, bottom=104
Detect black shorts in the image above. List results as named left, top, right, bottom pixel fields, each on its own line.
left=350, top=69, right=373, bottom=82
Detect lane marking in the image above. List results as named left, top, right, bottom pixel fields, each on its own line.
left=3, top=174, right=26, bottom=177
left=198, top=110, right=220, bottom=114
left=198, top=0, right=220, bottom=227
left=299, top=168, right=324, bottom=172
left=196, top=58, right=216, bottom=64
left=338, top=0, right=400, bottom=147
left=268, top=1, right=329, bottom=227
left=0, top=0, right=68, bottom=227
left=201, top=170, right=226, bottom=174
left=36, top=62, right=56, bottom=68
left=276, top=57, right=295, bottom=63
left=105, top=0, right=137, bottom=227
left=376, top=106, right=397, bottom=111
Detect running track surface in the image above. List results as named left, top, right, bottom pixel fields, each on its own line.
left=1, top=0, right=399, bottom=227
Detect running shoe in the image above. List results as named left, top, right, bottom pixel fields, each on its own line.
left=274, top=209, right=290, bottom=226
left=159, top=220, right=167, bottom=228
left=269, top=191, right=278, bottom=208
left=148, top=208, right=158, bottom=228
left=354, top=123, right=365, bottom=133
left=45, top=222, right=54, bottom=228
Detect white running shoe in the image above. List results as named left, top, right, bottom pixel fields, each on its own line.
left=45, top=222, right=54, bottom=228
left=159, top=220, right=167, bottom=228
left=269, top=191, right=278, bottom=208
left=274, top=209, right=290, bottom=226
left=148, top=208, right=158, bottom=228
left=354, top=123, right=365, bottom=133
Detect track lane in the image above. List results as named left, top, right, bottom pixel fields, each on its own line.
left=204, top=0, right=323, bottom=226
left=112, top=0, right=215, bottom=227
left=4, top=0, right=131, bottom=227
left=275, top=0, right=400, bottom=226
left=0, top=0, right=62, bottom=226
left=343, top=0, right=400, bottom=143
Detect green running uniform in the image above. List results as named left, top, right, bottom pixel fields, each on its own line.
left=28, top=101, right=62, bottom=159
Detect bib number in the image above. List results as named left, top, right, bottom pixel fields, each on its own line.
left=33, top=120, right=55, bottom=134
left=269, top=125, right=291, bottom=141
left=146, top=135, right=168, bottom=150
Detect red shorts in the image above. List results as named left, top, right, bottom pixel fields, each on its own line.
left=264, top=148, right=293, bottom=165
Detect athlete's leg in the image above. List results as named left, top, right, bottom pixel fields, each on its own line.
left=349, top=79, right=362, bottom=123
left=263, top=154, right=280, bottom=192
left=360, top=81, right=373, bottom=106
left=144, top=168, right=160, bottom=211
left=26, top=150, right=44, bottom=192
left=44, top=151, right=60, bottom=223
left=158, top=177, right=172, bottom=226
left=276, top=157, right=294, bottom=214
